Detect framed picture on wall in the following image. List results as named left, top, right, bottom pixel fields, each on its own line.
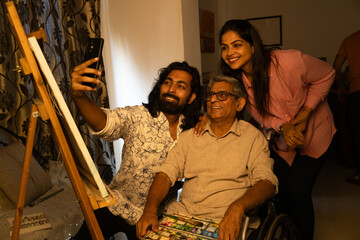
left=199, top=9, right=215, bottom=52
left=246, top=15, right=282, bottom=47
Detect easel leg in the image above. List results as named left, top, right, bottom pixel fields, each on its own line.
left=11, top=105, right=38, bottom=240
left=6, top=2, right=106, bottom=238
left=57, top=140, right=105, bottom=239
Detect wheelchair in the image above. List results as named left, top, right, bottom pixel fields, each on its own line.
left=240, top=200, right=301, bottom=240
left=237, top=128, right=301, bottom=240
left=160, top=189, right=301, bottom=240
left=157, top=129, right=301, bottom=240
left=161, top=182, right=301, bottom=240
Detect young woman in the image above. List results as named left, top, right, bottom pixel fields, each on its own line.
left=219, top=19, right=336, bottom=240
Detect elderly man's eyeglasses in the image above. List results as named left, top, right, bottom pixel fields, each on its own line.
left=206, top=91, right=239, bottom=101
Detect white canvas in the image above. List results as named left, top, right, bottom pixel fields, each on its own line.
left=28, top=36, right=108, bottom=198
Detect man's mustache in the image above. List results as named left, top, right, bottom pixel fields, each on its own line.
left=162, top=93, right=180, bottom=102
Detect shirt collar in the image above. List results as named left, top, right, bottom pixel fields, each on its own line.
left=157, top=111, right=168, bottom=123
left=203, top=119, right=241, bottom=138
left=158, top=111, right=184, bottom=137
left=242, top=73, right=253, bottom=89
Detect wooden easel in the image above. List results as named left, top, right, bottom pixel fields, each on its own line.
left=6, top=2, right=114, bottom=239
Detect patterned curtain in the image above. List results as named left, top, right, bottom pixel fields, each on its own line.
left=0, top=0, right=115, bottom=183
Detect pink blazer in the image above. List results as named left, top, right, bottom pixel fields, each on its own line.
left=243, top=50, right=336, bottom=165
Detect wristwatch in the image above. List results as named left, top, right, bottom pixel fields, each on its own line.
left=279, top=124, right=285, bottom=135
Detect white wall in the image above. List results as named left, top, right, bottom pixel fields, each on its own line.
left=181, top=0, right=202, bottom=74
left=101, top=0, right=201, bottom=168
left=201, top=0, right=360, bottom=74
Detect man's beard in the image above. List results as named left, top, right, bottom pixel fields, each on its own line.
left=159, top=93, right=189, bottom=115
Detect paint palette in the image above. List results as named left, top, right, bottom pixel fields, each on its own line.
left=143, top=213, right=219, bottom=239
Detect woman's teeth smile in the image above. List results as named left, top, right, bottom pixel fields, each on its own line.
left=228, top=57, right=239, bottom=63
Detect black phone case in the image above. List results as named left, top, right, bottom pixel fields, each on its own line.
left=82, top=38, right=104, bottom=88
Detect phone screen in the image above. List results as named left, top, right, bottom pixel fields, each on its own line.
left=82, top=38, right=104, bottom=87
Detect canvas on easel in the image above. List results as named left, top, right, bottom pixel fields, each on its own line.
left=28, top=37, right=108, bottom=198
left=28, top=36, right=115, bottom=208
left=5, top=1, right=114, bottom=239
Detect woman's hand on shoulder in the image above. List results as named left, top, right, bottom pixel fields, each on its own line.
left=194, top=115, right=209, bottom=136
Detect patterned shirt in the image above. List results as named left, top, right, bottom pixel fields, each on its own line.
left=90, top=105, right=182, bottom=225
left=158, top=120, right=278, bottom=222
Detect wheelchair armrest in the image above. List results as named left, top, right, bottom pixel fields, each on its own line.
left=157, top=180, right=183, bottom=216
left=242, top=199, right=277, bottom=240
left=245, top=199, right=275, bottom=218
left=171, top=180, right=184, bottom=193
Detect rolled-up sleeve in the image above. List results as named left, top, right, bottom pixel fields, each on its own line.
left=302, top=53, right=335, bottom=110
left=248, top=132, right=279, bottom=192
left=88, top=107, right=132, bottom=141
left=88, top=108, right=114, bottom=139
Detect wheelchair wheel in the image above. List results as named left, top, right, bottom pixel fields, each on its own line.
left=264, top=214, right=301, bottom=240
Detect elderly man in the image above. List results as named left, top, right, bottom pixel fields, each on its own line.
left=136, top=75, right=278, bottom=240
left=71, top=60, right=203, bottom=239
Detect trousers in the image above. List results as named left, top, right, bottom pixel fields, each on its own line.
left=347, top=90, right=360, bottom=172
left=271, top=150, right=326, bottom=240
left=72, top=207, right=137, bottom=240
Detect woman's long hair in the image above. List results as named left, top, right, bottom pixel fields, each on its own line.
left=219, top=19, right=275, bottom=116
left=143, top=61, right=203, bottom=131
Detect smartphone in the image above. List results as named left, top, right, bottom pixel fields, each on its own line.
left=82, top=38, right=104, bottom=88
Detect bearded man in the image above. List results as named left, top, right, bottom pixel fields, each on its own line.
left=70, top=61, right=203, bottom=239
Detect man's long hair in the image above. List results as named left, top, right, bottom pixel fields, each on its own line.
left=143, top=61, right=203, bottom=131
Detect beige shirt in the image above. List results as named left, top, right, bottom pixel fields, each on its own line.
left=158, top=119, right=278, bottom=222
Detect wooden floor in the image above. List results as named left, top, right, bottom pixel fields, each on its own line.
left=313, top=154, right=360, bottom=240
